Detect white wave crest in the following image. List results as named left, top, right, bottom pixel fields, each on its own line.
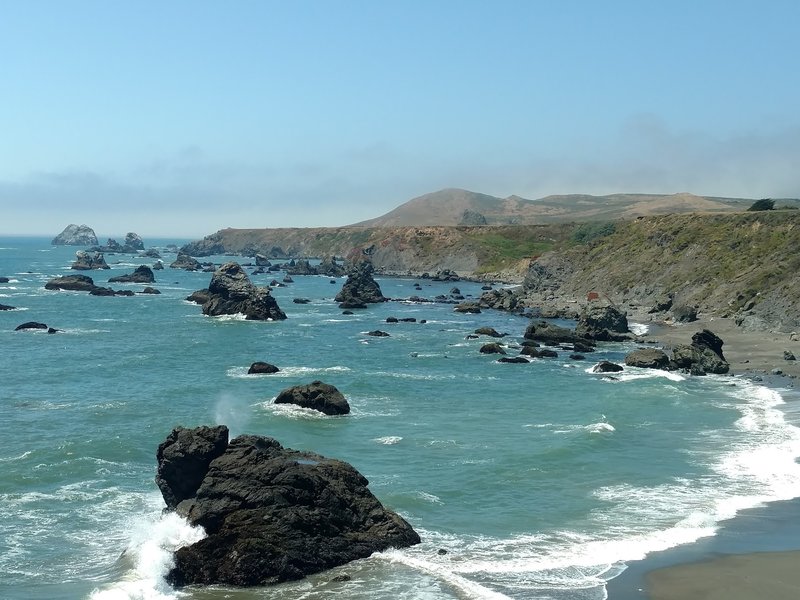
left=373, top=436, right=403, bottom=445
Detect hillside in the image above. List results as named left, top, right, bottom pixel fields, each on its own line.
left=352, top=188, right=757, bottom=227
left=524, top=210, right=800, bottom=331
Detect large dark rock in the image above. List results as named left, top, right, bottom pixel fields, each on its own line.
left=156, top=426, right=420, bottom=587
left=0, top=303, right=16, bottom=311
left=108, top=265, right=155, bottom=283
left=670, top=329, right=729, bottom=374
left=200, top=262, right=287, bottom=320
left=479, top=342, right=506, bottom=355
left=124, top=232, right=145, bottom=251
left=71, top=251, right=110, bottom=270
left=474, top=326, right=505, bottom=338
left=524, top=320, right=595, bottom=347
left=51, top=224, right=98, bottom=246
left=592, top=361, right=624, bottom=373
left=316, top=255, right=346, bottom=277
left=45, top=274, right=96, bottom=292
left=575, top=305, right=630, bottom=341
left=624, top=348, right=670, bottom=370
left=480, top=288, right=521, bottom=312
left=248, top=361, right=280, bottom=374
left=0, top=277, right=9, bottom=283
left=274, top=380, right=350, bottom=415
left=335, top=261, right=386, bottom=307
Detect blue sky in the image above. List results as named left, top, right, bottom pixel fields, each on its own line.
left=1, top=1, right=798, bottom=237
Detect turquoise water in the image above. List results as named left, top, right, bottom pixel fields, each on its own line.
left=2, top=237, right=800, bottom=600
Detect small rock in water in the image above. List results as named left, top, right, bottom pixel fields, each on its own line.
left=784, top=350, right=796, bottom=361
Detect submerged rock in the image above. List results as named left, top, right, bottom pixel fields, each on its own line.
left=15, top=321, right=49, bottom=331
left=592, top=361, right=624, bottom=373
left=248, top=361, right=280, bottom=374
left=156, top=425, right=420, bottom=587
left=624, top=348, right=670, bottom=370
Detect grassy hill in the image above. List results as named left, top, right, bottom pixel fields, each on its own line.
left=528, top=210, right=800, bottom=330
left=352, top=188, right=759, bottom=226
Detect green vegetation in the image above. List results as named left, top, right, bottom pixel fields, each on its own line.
left=747, top=198, right=775, bottom=211
left=570, top=221, right=617, bottom=244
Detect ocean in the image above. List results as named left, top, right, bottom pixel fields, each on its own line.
left=2, top=236, right=800, bottom=600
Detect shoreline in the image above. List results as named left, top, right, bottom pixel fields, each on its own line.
left=606, top=356, right=800, bottom=599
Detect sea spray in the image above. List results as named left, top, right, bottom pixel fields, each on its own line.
left=89, top=508, right=205, bottom=600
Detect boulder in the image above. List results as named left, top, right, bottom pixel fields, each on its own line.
left=669, top=329, right=729, bottom=374
left=0, top=276, right=10, bottom=283
left=186, top=289, right=211, bottom=305
left=367, top=330, right=390, bottom=337
left=170, top=252, right=202, bottom=271
left=292, top=298, right=311, bottom=304
left=152, top=261, right=164, bottom=270
left=71, top=251, right=109, bottom=270
left=335, top=262, right=386, bottom=307
left=671, top=305, right=698, bottom=323
left=15, top=321, right=49, bottom=331
left=575, top=305, right=630, bottom=341
left=108, top=265, right=155, bottom=283
left=274, top=381, right=350, bottom=415
left=140, top=287, right=161, bottom=295
left=248, top=361, right=280, bottom=374
left=0, top=303, right=16, bottom=311
left=255, top=254, right=271, bottom=267
left=453, top=302, right=481, bottom=314
left=498, top=356, right=528, bottom=364
left=480, top=288, right=521, bottom=312
left=524, top=320, right=595, bottom=347
left=785, top=351, right=797, bottom=361
left=624, top=348, right=670, bottom=370
left=51, top=224, right=98, bottom=246
left=200, top=262, right=287, bottom=320
left=156, top=426, right=420, bottom=587
left=44, top=274, right=96, bottom=292
left=592, top=361, right=624, bottom=373
left=142, top=248, right=162, bottom=259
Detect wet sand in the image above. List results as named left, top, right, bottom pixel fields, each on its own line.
left=645, top=551, right=800, bottom=600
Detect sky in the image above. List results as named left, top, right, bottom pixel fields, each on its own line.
left=1, top=0, right=799, bottom=238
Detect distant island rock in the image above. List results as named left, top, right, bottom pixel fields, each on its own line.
left=52, top=224, right=98, bottom=246
left=170, top=252, right=202, bottom=271
left=155, top=425, right=419, bottom=587
left=88, top=233, right=146, bottom=254
left=194, top=262, right=287, bottom=320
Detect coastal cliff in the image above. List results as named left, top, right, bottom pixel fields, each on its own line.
left=181, top=211, right=800, bottom=331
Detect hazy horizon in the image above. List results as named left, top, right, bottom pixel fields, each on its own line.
left=2, top=2, right=798, bottom=238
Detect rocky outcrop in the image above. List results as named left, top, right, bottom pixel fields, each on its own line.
left=479, top=342, right=506, bottom=355
left=274, top=381, right=350, bottom=415
left=45, top=274, right=97, bottom=292
left=156, top=425, right=420, bottom=587
left=524, top=320, right=595, bottom=347
left=170, top=252, right=202, bottom=271
left=71, top=251, right=110, bottom=270
left=474, top=327, right=505, bottom=338
left=0, top=303, right=16, bottom=311
left=624, top=348, right=670, bottom=369
left=124, top=232, right=144, bottom=251
left=670, top=329, right=729, bottom=374
left=480, top=288, right=522, bottom=312
left=334, top=261, right=386, bottom=308
left=88, top=233, right=145, bottom=254
left=108, top=265, right=155, bottom=283
left=51, top=224, right=98, bottom=246
left=248, top=361, right=279, bottom=374
left=575, top=305, right=630, bottom=341
left=199, top=262, right=287, bottom=320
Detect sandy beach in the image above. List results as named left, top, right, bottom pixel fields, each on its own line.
left=645, top=550, right=800, bottom=600
left=605, top=308, right=800, bottom=600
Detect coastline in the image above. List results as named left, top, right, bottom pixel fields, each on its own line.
left=606, top=309, right=800, bottom=600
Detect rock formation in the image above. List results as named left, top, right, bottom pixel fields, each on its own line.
left=71, top=251, right=110, bottom=270
left=51, top=224, right=98, bottom=246
left=670, top=329, right=729, bottom=374
left=524, top=320, right=595, bottom=347
left=575, top=305, right=630, bottom=341
left=592, top=360, right=624, bottom=373
left=624, top=348, right=671, bottom=369
left=0, top=303, right=16, bottom=311
left=14, top=321, right=49, bottom=331
left=248, top=361, right=279, bottom=374
left=108, top=265, right=155, bottom=283
left=274, top=380, right=350, bottom=415
left=155, top=425, right=420, bottom=587
left=195, top=262, right=286, bottom=320
left=334, top=261, right=386, bottom=308
left=45, top=274, right=97, bottom=292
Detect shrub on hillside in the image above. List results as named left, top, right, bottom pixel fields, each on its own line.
left=747, top=198, right=774, bottom=211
